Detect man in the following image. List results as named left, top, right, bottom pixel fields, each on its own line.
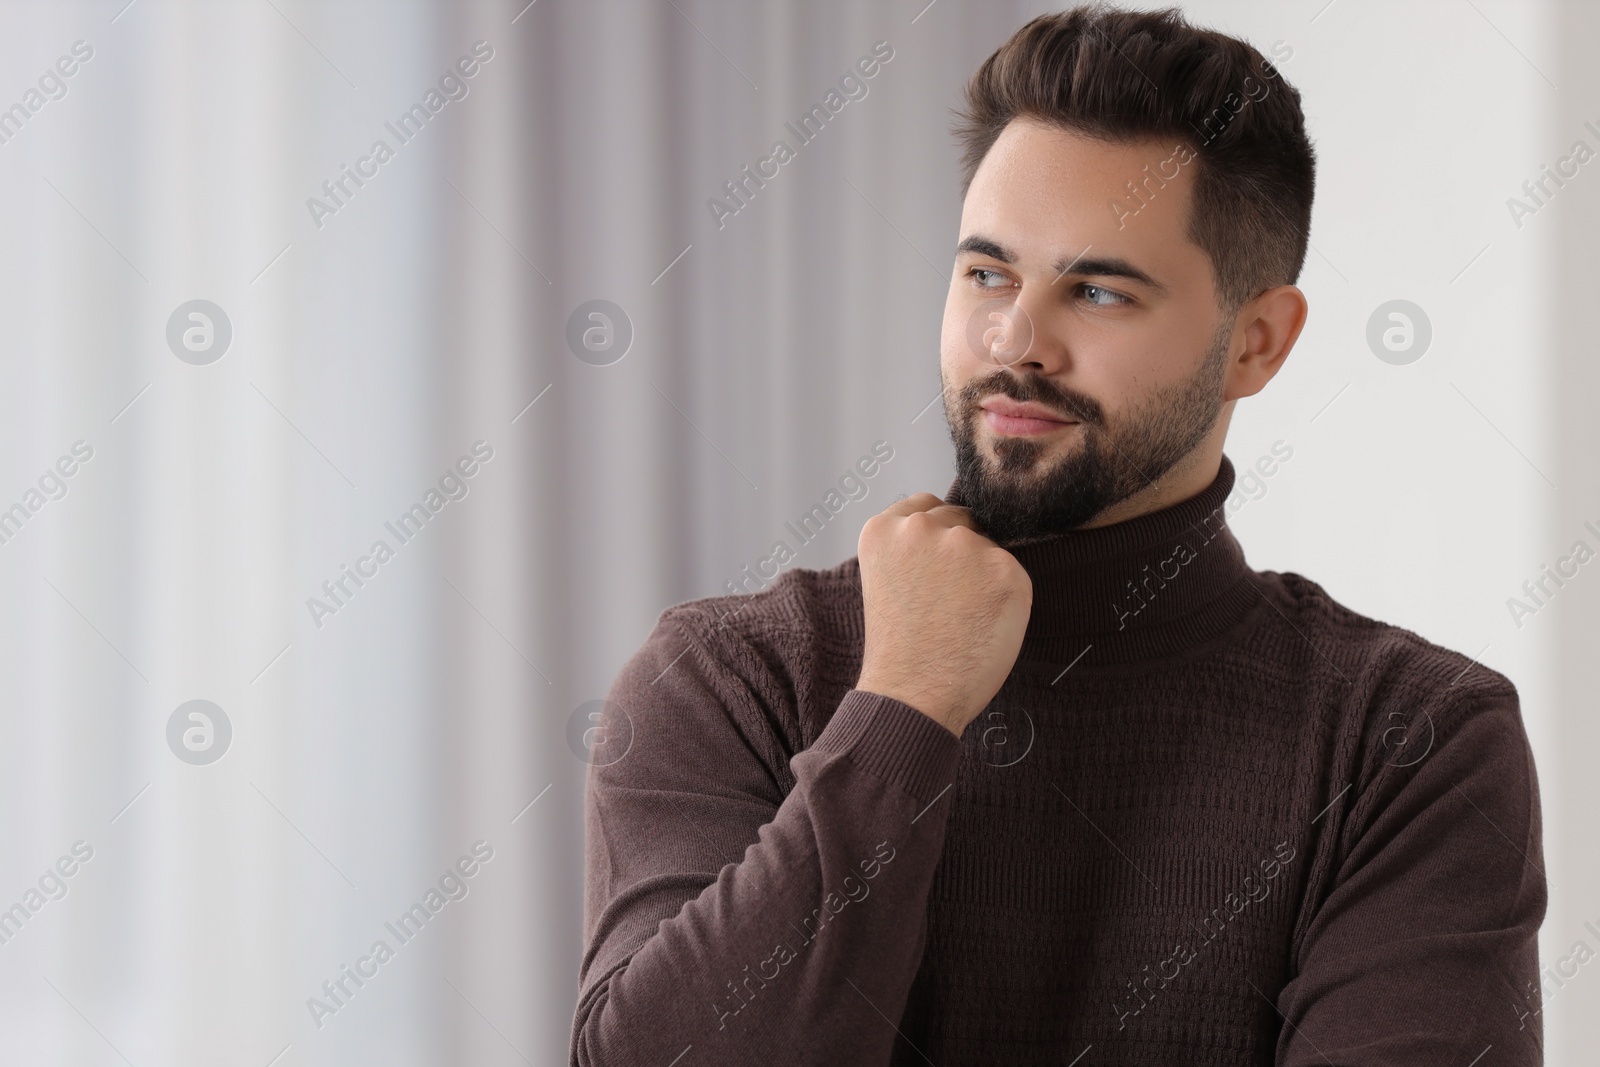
left=571, top=6, right=1546, bottom=1065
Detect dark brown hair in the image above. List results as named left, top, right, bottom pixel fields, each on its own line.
left=952, top=3, right=1315, bottom=315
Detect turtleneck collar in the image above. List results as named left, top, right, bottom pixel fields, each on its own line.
left=943, top=454, right=1261, bottom=667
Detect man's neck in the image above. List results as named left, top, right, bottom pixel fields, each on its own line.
left=942, top=452, right=1256, bottom=666
left=1077, top=445, right=1223, bottom=531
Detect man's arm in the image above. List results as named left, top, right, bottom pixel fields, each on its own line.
left=572, top=609, right=962, bottom=1065
left=1275, top=690, right=1547, bottom=1066
left=572, top=492, right=1032, bottom=1065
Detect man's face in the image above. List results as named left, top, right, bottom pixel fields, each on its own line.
left=940, top=117, right=1236, bottom=544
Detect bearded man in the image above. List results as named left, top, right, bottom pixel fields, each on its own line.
left=572, top=6, right=1546, bottom=1065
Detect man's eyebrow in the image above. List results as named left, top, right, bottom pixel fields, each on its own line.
left=954, top=234, right=1168, bottom=295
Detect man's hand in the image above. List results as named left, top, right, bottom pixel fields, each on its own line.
left=854, top=493, right=1033, bottom=738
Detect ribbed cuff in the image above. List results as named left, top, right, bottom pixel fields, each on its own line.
left=809, top=689, right=961, bottom=806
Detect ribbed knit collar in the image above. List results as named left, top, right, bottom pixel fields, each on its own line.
left=943, top=454, right=1260, bottom=667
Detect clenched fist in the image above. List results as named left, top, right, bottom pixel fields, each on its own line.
left=854, top=493, right=1033, bottom=738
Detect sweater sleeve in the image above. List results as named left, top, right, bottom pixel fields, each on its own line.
left=571, top=608, right=964, bottom=1067
left=1275, top=690, right=1547, bottom=1066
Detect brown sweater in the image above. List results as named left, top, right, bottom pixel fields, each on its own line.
left=573, top=455, right=1546, bottom=1066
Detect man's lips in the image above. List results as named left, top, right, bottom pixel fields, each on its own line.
left=978, top=396, right=1080, bottom=437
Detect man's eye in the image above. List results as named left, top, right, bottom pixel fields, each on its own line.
left=1080, top=284, right=1128, bottom=306
left=969, top=268, right=1010, bottom=288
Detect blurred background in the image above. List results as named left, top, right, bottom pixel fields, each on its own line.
left=0, top=0, right=1593, bottom=1062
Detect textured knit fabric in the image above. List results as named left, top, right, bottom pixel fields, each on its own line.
left=572, top=454, right=1546, bottom=1067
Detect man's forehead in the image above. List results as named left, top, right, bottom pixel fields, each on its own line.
left=975, top=116, right=1185, bottom=185
left=960, top=119, right=1200, bottom=278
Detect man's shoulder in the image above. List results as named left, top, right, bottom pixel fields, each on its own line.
left=649, top=558, right=867, bottom=691
left=1259, top=568, right=1519, bottom=712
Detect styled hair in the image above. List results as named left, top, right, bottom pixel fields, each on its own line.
left=952, top=3, right=1316, bottom=315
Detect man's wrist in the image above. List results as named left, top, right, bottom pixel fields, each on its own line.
left=854, top=676, right=967, bottom=738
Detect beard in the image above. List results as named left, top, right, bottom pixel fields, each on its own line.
left=944, top=321, right=1232, bottom=546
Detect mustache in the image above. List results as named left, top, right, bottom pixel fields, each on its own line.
left=959, top=371, right=1105, bottom=428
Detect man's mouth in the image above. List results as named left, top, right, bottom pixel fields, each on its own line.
left=977, top=396, right=1081, bottom=437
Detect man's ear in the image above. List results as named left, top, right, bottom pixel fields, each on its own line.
left=1223, top=285, right=1307, bottom=402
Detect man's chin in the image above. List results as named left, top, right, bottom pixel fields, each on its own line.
left=957, top=440, right=1119, bottom=541
left=982, top=434, right=1079, bottom=477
